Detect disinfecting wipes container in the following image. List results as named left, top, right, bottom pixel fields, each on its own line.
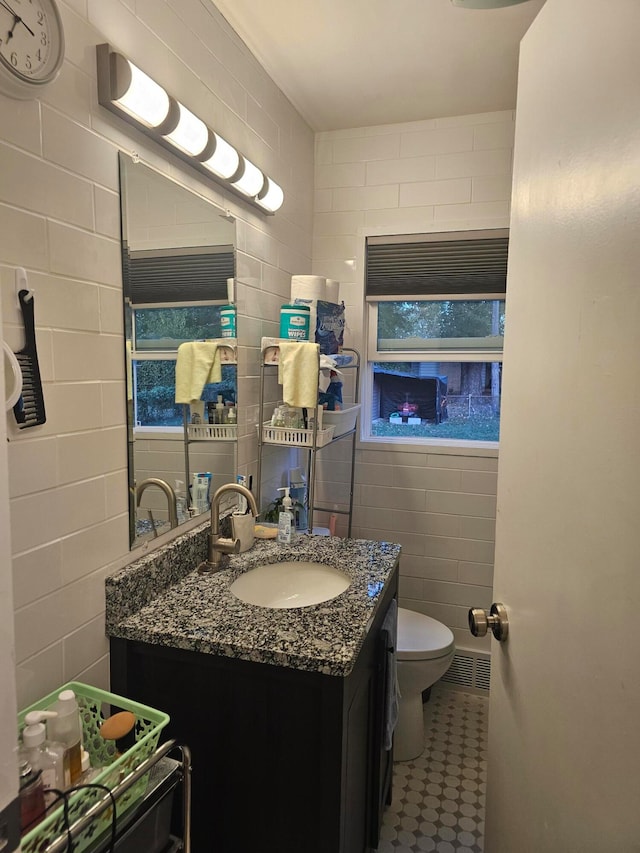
left=280, top=304, right=310, bottom=340
left=220, top=304, right=236, bottom=338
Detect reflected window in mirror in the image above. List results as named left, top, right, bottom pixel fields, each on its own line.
left=128, top=299, right=236, bottom=428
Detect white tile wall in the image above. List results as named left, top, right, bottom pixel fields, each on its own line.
left=313, top=112, right=514, bottom=651
left=2, top=0, right=314, bottom=708
left=1, top=0, right=515, bottom=714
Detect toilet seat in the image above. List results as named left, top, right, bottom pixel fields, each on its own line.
left=397, top=607, right=455, bottom=661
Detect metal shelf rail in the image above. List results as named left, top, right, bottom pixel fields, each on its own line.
left=43, top=740, right=192, bottom=853
left=256, top=345, right=360, bottom=536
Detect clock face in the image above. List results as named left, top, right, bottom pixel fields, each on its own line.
left=0, top=0, right=64, bottom=93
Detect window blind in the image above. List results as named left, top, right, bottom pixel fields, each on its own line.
left=366, top=229, right=509, bottom=297
left=123, top=243, right=234, bottom=305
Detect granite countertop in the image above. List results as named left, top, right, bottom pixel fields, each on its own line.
left=106, top=528, right=400, bottom=677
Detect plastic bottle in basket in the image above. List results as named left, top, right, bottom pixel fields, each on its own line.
left=47, top=689, right=82, bottom=786
left=21, top=711, right=65, bottom=802
left=19, top=760, right=46, bottom=835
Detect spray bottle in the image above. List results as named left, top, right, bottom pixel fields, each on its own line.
left=277, top=487, right=295, bottom=545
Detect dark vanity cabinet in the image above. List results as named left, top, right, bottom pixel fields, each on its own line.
left=110, top=570, right=397, bottom=853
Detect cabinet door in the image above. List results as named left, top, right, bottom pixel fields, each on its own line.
left=112, top=638, right=342, bottom=853
left=343, top=671, right=373, bottom=853
left=368, top=622, right=394, bottom=849
left=342, top=599, right=396, bottom=853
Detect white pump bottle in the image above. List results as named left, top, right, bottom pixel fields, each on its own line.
left=47, top=689, right=83, bottom=787
left=277, top=487, right=295, bottom=545
left=21, top=711, right=65, bottom=801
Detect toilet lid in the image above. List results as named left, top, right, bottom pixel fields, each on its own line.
left=397, top=607, right=455, bottom=661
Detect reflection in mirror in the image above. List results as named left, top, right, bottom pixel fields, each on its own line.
left=118, top=153, right=238, bottom=548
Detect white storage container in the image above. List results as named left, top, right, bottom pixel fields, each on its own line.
left=188, top=423, right=237, bottom=441
left=259, top=422, right=335, bottom=448
left=321, top=404, right=361, bottom=438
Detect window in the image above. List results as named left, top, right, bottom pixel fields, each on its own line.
left=123, top=244, right=236, bottom=428
left=365, top=230, right=508, bottom=446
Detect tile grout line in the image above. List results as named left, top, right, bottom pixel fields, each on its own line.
left=378, top=686, right=489, bottom=852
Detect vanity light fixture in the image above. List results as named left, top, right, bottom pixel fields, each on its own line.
left=96, top=43, right=284, bottom=213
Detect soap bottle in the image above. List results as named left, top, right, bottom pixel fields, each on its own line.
left=227, top=405, right=237, bottom=426
left=215, top=395, right=225, bottom=424
left=47, top=689, right=82, bottom=787
left=289, top=467, right=307, bottom=531
left=19, top=760, right=46, bottom=836
left=175, top=480, right=188, bottom=523
left=20, top=711, right=65, bottom=803
left=277, top=487, right=295, bottom=545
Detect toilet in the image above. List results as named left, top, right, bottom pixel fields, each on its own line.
left=395, top=607, right=455, bottom=762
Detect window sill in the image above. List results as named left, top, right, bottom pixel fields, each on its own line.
left=133, top=427, right=183, bottom=439
left=358, top=435, right=499, bottom=458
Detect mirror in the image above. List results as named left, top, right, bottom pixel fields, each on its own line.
left=118, top=153, right=238, bottom=548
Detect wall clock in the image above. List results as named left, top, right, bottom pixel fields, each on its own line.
left=0, top=0, right=64, bottom=99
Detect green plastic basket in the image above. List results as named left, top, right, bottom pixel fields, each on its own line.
left=18, top=681, right=169, bottom=853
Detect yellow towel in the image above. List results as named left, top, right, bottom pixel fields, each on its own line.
left=278, top=341, right=319, bottom=408
left=175, top=341, right=221, bottom=403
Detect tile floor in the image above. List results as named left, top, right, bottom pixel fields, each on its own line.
left=377, top=686, right=489, bottom=853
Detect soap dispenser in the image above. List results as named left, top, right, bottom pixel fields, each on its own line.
left=215, top=395, right=225, bottom=424
left=277, top=487, right=295, bottom=545
left=175, top=480, right=188, bottom=523
left=20, top=711, right=65, bottom=802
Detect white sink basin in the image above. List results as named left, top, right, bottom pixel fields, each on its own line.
left=229, top=561, right=351, bottom=609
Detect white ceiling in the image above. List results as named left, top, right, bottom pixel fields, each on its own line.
left=212, top=0, right=546, bottom=132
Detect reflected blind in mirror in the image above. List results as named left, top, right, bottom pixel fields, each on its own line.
left=124, top=243, right=234, bottom=304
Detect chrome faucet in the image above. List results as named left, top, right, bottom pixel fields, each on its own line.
left=136, top=478, right=179, bottom=529
left=198, top=483, right=258, bottom=573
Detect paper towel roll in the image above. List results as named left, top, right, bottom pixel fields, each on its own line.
left=291, top=275, right=326, bottom=342
left=325, top=279, right=340, bottom=304
left=291, top=275, right=327, bottom=303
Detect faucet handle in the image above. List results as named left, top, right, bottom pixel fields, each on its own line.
left=215, top=537, right=241, bottom=556
left=198, top=536, right=241, bottom=574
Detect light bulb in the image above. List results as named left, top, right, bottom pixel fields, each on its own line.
left=232, top=157, right=265, bottom=197
left=115, top=60, right=171, bottom=128
left=256, top=178, right=284, bottom=212
left=200, top=133, right=240, bottom=180
left=163, top=103, right=209, bottom=156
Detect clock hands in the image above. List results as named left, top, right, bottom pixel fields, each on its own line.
left=0, top=0, right=35, bottom=41
left=6, top=15, right=19, bottom=41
